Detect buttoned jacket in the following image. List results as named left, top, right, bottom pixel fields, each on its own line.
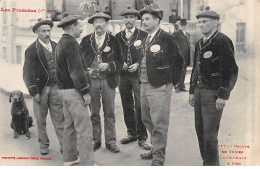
left=23, top=39, right=56, bottom=96
left=116, top=28, right=148, bottom=78
left=80, top=32, right=124, bottom=88
left=189, top=30, right=238, bottom=100
left=142, top=29, right=184, bottom=87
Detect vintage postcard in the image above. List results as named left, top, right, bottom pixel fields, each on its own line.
left=0, top=0, right=259, bottom=166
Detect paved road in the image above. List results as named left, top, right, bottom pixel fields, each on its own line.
left=0, top=57, right=257, bottom=166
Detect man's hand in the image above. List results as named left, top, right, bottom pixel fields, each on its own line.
left=216, top=98, right=226, bottom=111
left=98, top=63, right=109, bottom=71
left=189, top=94, right=194, bottom=107
left=87, top=68, right=94, bottom=76
left=128, top=63, right=139, bottom=72
left=33, top=93, right=41, bottom=103
left=83, top=93, right=91, bottom=106
left=122, top=62, right=128, bottom=70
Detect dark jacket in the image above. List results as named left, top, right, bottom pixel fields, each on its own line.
left=116, top=28, right=148, bottom=78
left=189, top=30, right=238, bottom=100
left=23, top=39, right=56, bottom=96
left=142, top=29, right=184, bottom=87
left=172, top=30, right=191, bottom=66
left=80, top=32, right=124, bottom=88
left=55, top=34, right=91, bottom=95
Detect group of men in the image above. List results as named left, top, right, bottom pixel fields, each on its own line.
left=22, top=3, right=238, bottom=166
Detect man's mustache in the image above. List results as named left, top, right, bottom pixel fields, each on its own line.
left=95, top=26, right=103, bottom=30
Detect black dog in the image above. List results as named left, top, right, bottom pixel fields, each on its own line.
left=9, top=90, right=33, bottom=139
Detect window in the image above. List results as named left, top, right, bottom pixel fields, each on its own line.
left=236, top=22, right=246, bottom=53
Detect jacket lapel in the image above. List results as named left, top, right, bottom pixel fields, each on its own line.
left=121, top=30, right=129, bottom=45
left=99, top=32, right=110, bottom=53
left=129, top=28, right=140, bottom=46
left=147, top=29, right=162, bottom=49
left=200, top=30, right=219, bottom=51
left=36, top=39, right=48, bottom=69
left=50, top=40, right=56, bottom=52
left=90, top=33, right=97, bottom=53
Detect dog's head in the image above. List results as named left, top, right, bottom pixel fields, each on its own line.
left=9, top=90, right=24, bottom=103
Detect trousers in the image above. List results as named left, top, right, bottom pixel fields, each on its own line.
left=60, top=89, right=94, bottom=165
left=90, top=78, right=116, bottom=144
left=119, top=76, right=148, bottom=140
left=141, top=82, right=173, bottom=163
left=194, top=87, right=223, bottom=166
left=33, top=84, right=64, bottom=152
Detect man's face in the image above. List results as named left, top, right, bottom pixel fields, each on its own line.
left=93, top=18, right=107, bottom=34
left=36, top=25, right=51, bottom=42
left=72, top=20, right=83, bottom=38
left=142, top=13, right=158, bottom=32
left=179, top=24, right=187, bottom=31
left=123, top=14, right=137, bottom=30
left=198, top=17, right=216, bottom=35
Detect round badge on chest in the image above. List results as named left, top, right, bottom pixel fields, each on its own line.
left=150, top=44, right=161, bottom=53
left=203, top=51, right=213, bottom=58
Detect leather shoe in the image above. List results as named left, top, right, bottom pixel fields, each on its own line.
left=64, top=157, right=80, bottom=166
left=151, top=159, right=164, bottom=166
left=93, top=141, right=101, bottom=151
left=106, top=143, right=120, bottom=153
left=175, top=88, right=180, bottom=93
left=138, top=140, right=152, bottom=150
left=40, top=148, right=49, bottom=155
left=120, top=136, right=137, bottom=144
left=140, top=150, right=153, bottom=160
left=179, top=88, right=188, bottom=92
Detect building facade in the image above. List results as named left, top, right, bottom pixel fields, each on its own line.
left=0, top=0, right=257, bottom=64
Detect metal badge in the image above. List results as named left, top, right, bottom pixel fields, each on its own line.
left=203, top=51, right=213, bottom=58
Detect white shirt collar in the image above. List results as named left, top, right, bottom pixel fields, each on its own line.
left=38, top=38, right=52, bottom=52
left=181, top=30, right=186, bottom=35
left=125, top=27, right=135, bottom=34
left=203, top=30, right=217, bottom=41
left=149, top=28, right=160, bottom=40
left=95, top=32, right=106, bottom=47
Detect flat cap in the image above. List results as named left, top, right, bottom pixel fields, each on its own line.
left=57, top=12, right=81, bottom=28
left=196, top=6, right=220, bottom=20
left=32, top=19, right=53, bottom=33
left=139, top=3, right=163, bottom=20
left=88, top=11, right=111, bottom=24
left=119, top=5, right=139, bottom=16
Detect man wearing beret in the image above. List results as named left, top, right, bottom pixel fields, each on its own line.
left=80, top=12, right=123, bottom=153
left=55, top=13, right=94, bottom=165
left=115, top=6, right=151, bottom=150
left=139, top=4, right=184, bottom=166
left=172, top=18, right=191, bottom=93
left=189, top=7, right=238, bottom=166
left=23, top=19, right=64, bottom=155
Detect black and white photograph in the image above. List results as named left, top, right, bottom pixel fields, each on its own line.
left=0, top=0, right=259, bottom=166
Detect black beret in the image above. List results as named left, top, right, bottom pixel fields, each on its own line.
left=57, top=12, right=81, bottom=28
left=179, top=18, right=187, bottom=26
left=32, top=19, right=53, bottom=33
left=119, top=5, right=139, bottom=16
left=88, top=11, right=111, bottom=24
left=196, top=6, right=220, bottom=20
